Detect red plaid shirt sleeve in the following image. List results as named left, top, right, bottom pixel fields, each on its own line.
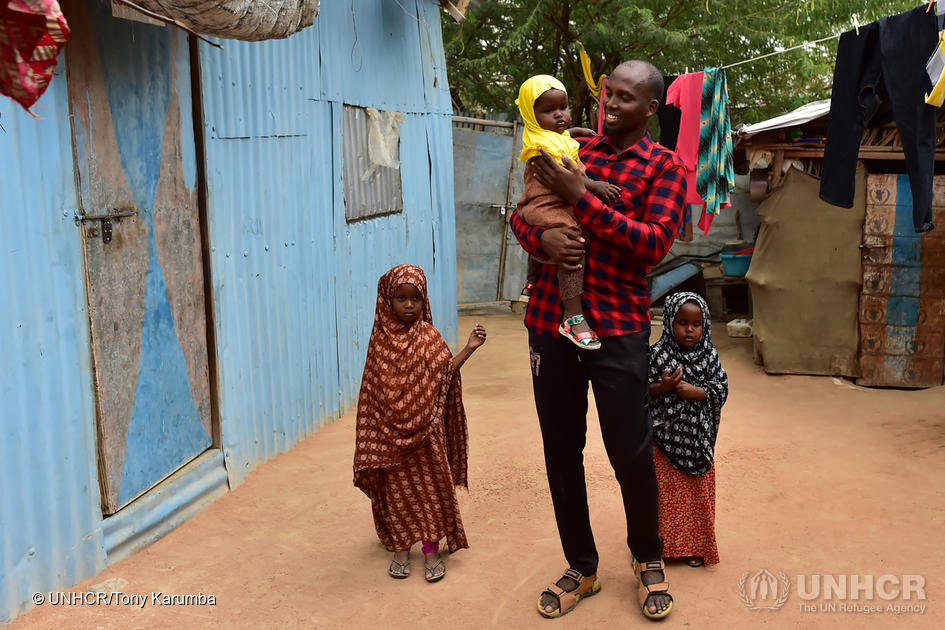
left=575, top=158, right=686, bottom=267
left=508, top=210, right=545, bottom=259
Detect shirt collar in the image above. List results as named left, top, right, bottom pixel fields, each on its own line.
left=595, top=131, right=654, bottom=160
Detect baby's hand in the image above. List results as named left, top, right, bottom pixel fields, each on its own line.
left=467, top=324, right=487, bottom=350
left=586, top=179, right=622, bottom=205
left=568, top=126, right=597, bottom=138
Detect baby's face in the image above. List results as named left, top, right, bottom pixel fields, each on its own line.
left=533, top=89, right=571, bottom=133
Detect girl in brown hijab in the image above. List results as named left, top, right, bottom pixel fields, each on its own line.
left=354, top=265, right=486, bottom=582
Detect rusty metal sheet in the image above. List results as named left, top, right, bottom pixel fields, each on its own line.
left=153, top=37, right=212, bottom=438
left=67, top=0, right=148, bottom=512
left=855, top=323, right=944, bottom=357
left=859, top=294, right=888, bottom=325
left=863, top=205, right=896, bottom=236
left=859, top=355, right=944, bottom=388
left=857, top=173, right=945, bottom=388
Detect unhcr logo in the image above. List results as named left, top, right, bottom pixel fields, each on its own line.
left=738, top=569, right=791, bottom=610
left=739, top=570, right=928, bottom=614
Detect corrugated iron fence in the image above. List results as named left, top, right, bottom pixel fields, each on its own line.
left=452, top=114, right=529, bottom=304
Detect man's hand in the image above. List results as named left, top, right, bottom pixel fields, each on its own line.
left=539, top=226, right=585, bottom=271
left=532, top=147, right=587, bottom=205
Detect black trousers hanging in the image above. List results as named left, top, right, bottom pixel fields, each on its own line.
left=820, top=5, right=938, bottom=233
left=527, top=329, right=662, bottom=576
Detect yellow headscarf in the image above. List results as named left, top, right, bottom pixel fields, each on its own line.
left=516, top=74, right=580, bottom=165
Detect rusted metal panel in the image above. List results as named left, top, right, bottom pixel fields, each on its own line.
left=858, top=174, right=945, bottom=388
left=859, top=355, right=944, bottom=388
left=67, top=0, right=212, bottom=512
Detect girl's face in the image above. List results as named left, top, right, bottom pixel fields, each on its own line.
left=533, top=88, right=571, bottom=133
left=673, top=301, right=704, bottom=349
left=392, top=283, right=423, bottom=323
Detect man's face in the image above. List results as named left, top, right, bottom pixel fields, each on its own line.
left=601, top=64, right=657, bottom=137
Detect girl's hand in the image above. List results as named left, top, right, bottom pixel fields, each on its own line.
left=659, top=367, right=682, bottom=394
left=567, top=126, right=597, bottom=138
left=674, top=381, right=707, bottom=400
left=467, top=324, right=487, bottom=350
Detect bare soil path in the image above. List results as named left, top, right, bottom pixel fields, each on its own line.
left=11, top=313, right=944, bottom=629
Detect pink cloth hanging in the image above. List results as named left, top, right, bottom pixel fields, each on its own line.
left=0, top=0, right=69, bottom=112
left=667, top=71, right=729, bottom=235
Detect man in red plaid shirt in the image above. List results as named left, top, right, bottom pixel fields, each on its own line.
left=511, top=60, right=686, bottom=621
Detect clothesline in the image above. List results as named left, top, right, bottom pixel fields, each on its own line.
left=720, top=32, right=842, bottom=70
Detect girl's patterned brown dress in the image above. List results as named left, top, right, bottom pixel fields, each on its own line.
left=353, top=265, right=469, bottom=553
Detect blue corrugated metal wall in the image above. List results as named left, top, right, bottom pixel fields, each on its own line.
left=201, top=0, right=455, bottom=483
left=0, top=0, right=454, bottom=622
left=0, top=70, right=105, bottom=624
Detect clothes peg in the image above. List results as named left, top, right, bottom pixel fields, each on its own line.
left=927, top=1, right=935, bottom=14
left=852, top=16, right=860, bottom=36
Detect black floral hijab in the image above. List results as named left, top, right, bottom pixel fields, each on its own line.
left=649, top=292, right=728, bottom=476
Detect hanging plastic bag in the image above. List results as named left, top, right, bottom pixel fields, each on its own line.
left=362, top=107, right=405, bottom=182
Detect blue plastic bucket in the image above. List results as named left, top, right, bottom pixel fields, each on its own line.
left=720, top=252, right=752, bottom=277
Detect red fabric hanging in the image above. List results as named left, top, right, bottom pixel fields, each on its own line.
left=0, top=0, right=69, bottom=111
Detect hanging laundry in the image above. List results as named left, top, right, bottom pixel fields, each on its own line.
left=925, top=1, right=945, bottom=106
left=0, top=0, right=69, bottom=111
left=666, top=71, right=716, bottom=235
left=696, top=67, right=735, bottom=234
left=820, top=5, right=938, bottom=233
left=925, top=30, right=945, bottom=106
left=656, top=75, right=682, bottom=151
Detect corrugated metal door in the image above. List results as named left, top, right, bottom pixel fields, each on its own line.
left=66, top=0, right=212, bottom=513
left=858, top=174, right=945, bottom=388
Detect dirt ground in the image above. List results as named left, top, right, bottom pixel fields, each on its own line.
left=10, top=312, right=945, bottom=629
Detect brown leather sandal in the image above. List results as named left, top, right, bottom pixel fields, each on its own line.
left=633, top=558, right=674, bottom=620
left=536, top=568, right=601, bottom=619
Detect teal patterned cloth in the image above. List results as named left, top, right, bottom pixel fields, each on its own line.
left=696, top=68, right=735, bottom=216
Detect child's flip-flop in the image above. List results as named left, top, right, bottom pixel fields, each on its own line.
left=388, top=558, right=410, bottom=579
left=424, top=558, right=446, bottom=583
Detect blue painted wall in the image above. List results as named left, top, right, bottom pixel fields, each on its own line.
left=0, top=0, right=455, bottom=623
left=201, top=0, right=456, bottom=483
left=0, top=70, right=105, bottom=624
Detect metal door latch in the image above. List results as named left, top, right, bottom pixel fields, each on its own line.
left=76, top=208, right=138, bottom=244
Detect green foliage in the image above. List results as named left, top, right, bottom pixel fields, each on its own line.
left=443, top=0, right=921, bottom=127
